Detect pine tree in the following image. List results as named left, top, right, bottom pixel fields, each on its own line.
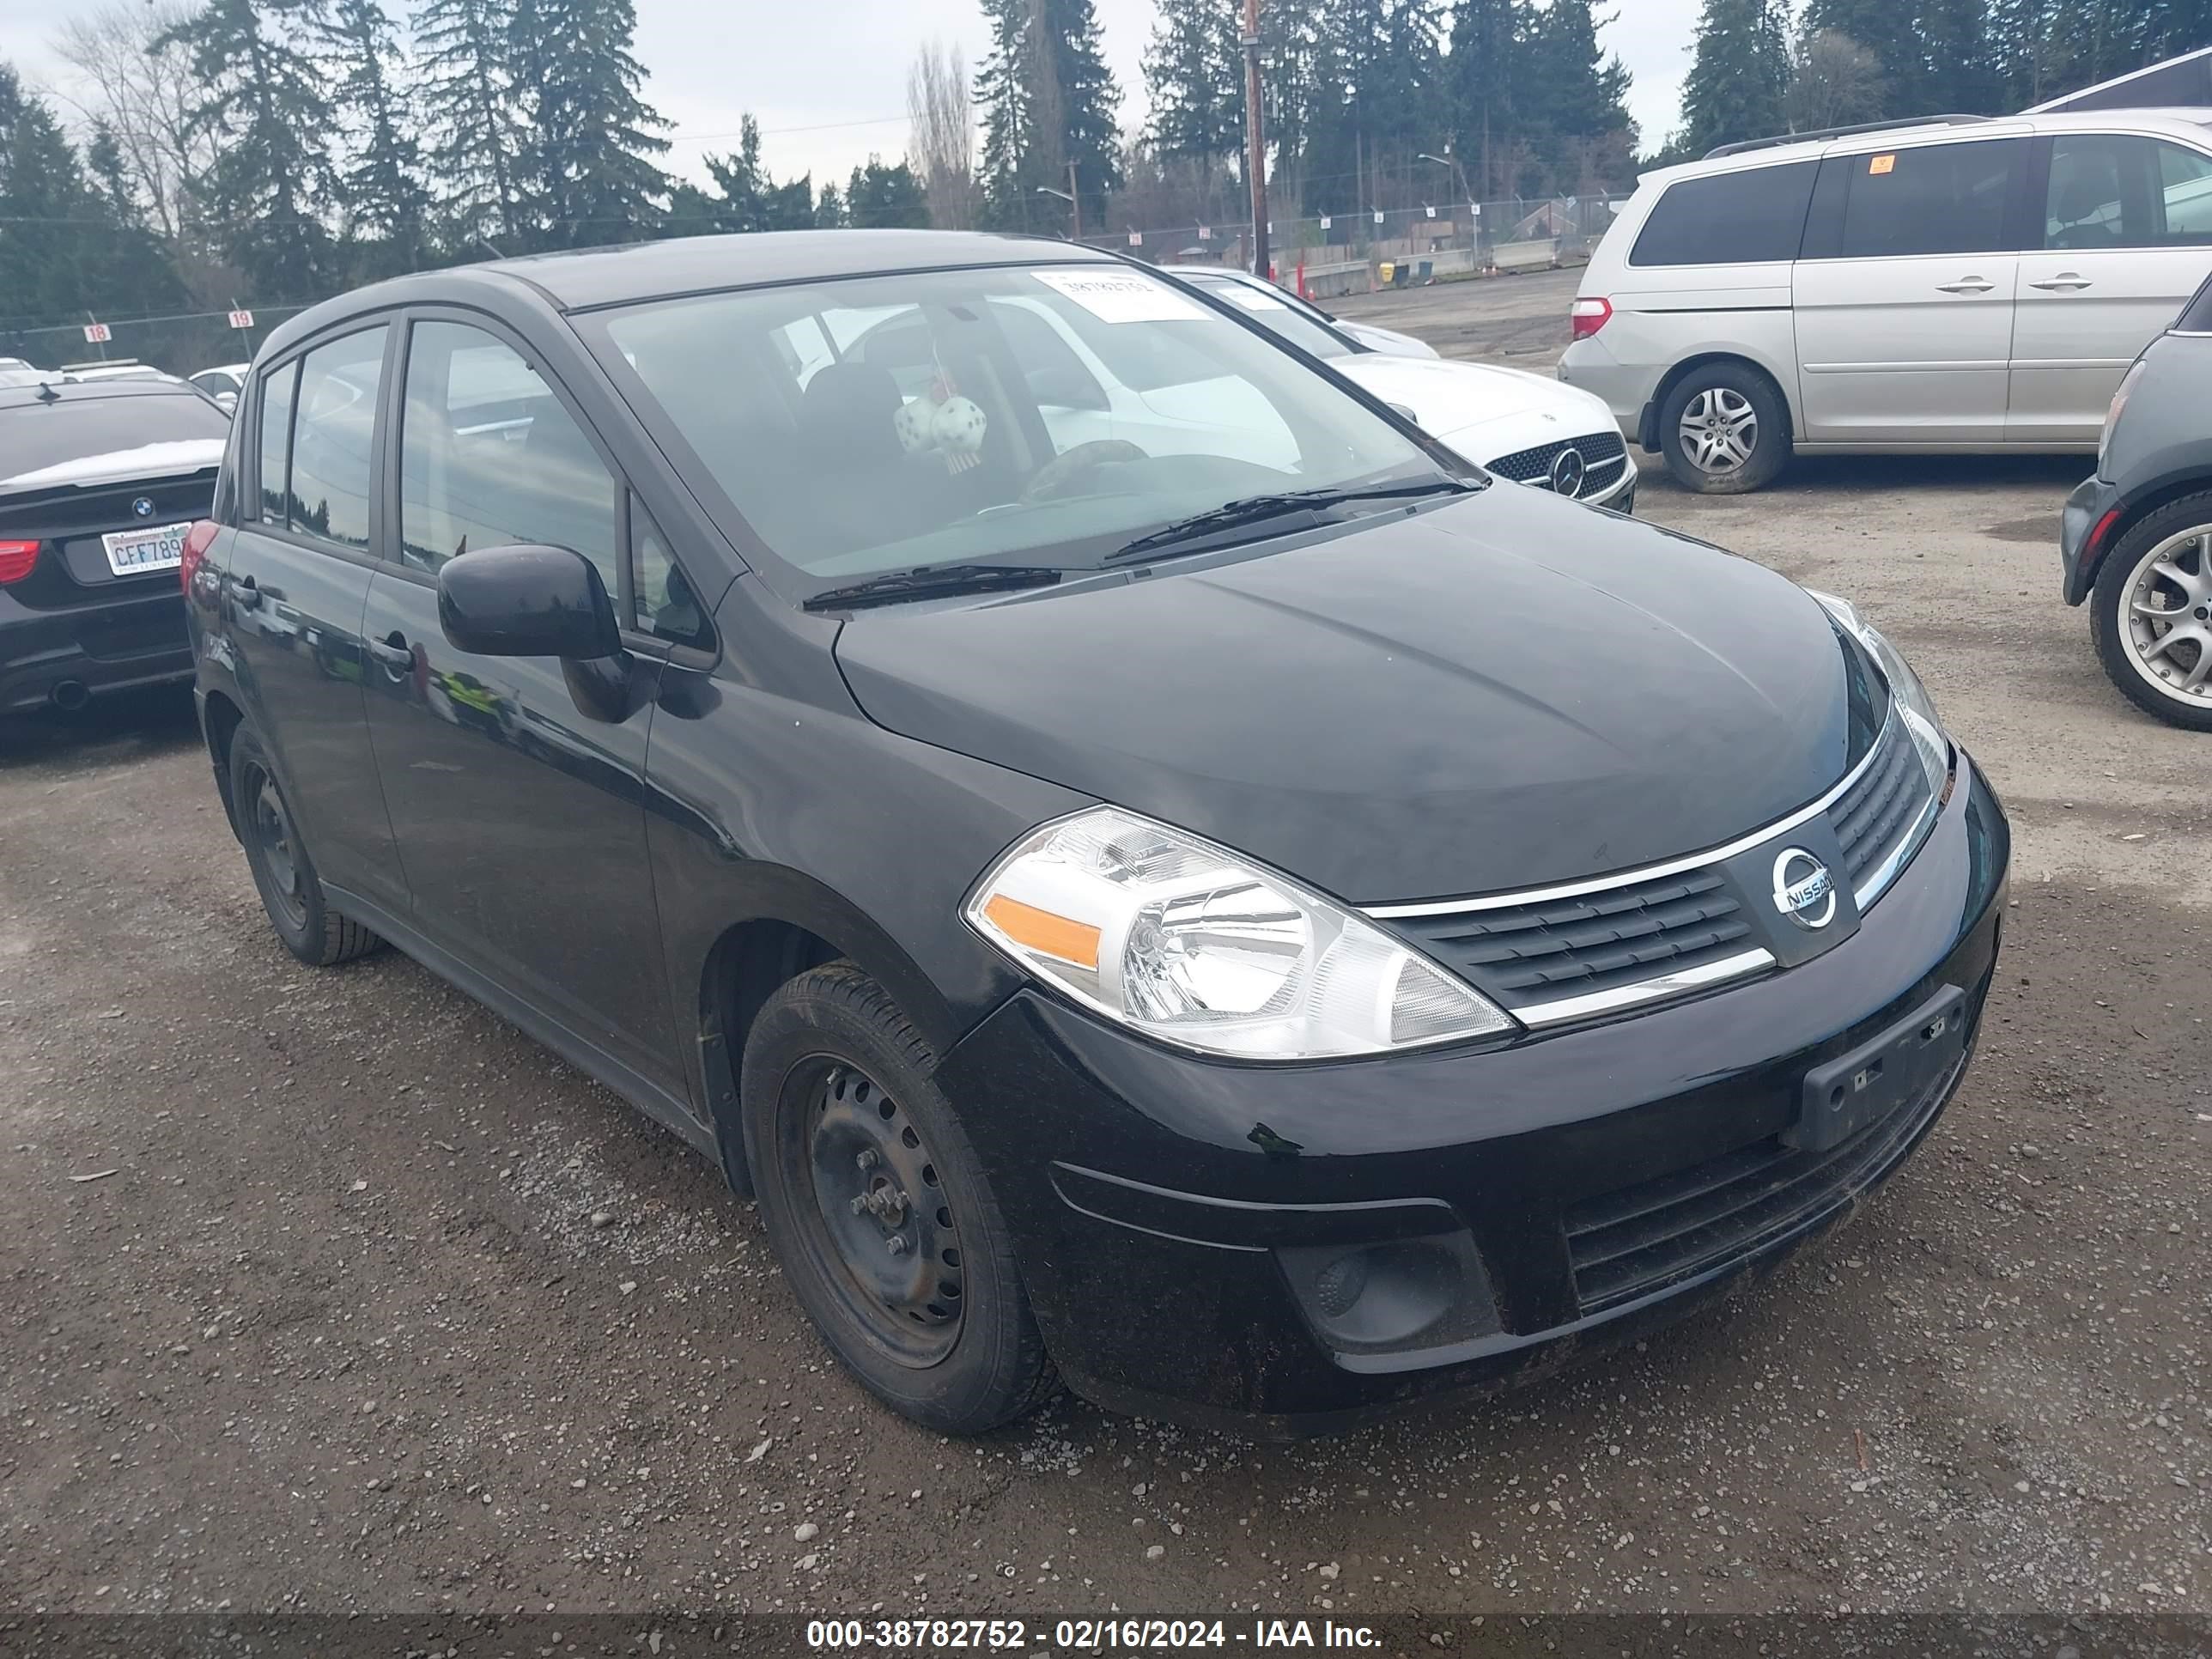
left=510, top=0, right=671, bottom=249
left=1919, top=0, right=2003, bottom=114
left=83, top=122, right=189, bottom=315
left=1145, top=0, right=1243, bottom=183
left=975, top=0, right=1122, bottom=232
left=157, top=0, right=335, bottom=298
left=846, top=157, right=931, bottom=228
left=1800, top=0, right=1928, bottom=115
left=0, top=64, right=94, bottom=325
left=322, top=0, right=429, bottom=275
left=1518, top=0, right=1634, bottom=187
left=678, top=116, right=816, bottom=236
left=414, top=0, right=524, bottom=246
left=1680, top=0, right=1790, bottom=156
left=1448, top=0, right=1525, bottom=198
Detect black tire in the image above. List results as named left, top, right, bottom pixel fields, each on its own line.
left=1656, top=362, right=1791, bottom=495
left=2089, top=491, right=2212, bottom=732
left=740, top=963, right=1057, bottom=1434
left=228, top=726, right=384, bottom=966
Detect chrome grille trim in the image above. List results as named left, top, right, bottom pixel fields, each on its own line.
left=1513, top=946, right=1776, bottom=1027
left=1364, top=713, right=1897, bottom=921
left=1850, top=747, right=1950, bottom=910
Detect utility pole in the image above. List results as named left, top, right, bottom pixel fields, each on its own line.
left=1069, top=161, right=1082, bottom=241
left=1242, top=0, right=1269, bottom=281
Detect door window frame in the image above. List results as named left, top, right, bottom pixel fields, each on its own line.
left=378, top=305, right=717, bottom=667
left=241, top=318, right=400, bottom=575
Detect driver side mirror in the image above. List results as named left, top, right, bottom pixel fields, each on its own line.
left=438, top=544, right=622, bottom=660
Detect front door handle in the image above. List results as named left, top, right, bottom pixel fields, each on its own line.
left=367, top=632, right=414, bottom=674
left=1936, top=277, right=1996, bottom=294
left=2029, top=274, right=2094, bottom=290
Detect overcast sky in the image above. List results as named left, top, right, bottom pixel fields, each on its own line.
left=0, top=0, right=1698, bottom=191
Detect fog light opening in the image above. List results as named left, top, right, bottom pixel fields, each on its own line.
left=1278, top=1232, right=1502, bottom=1354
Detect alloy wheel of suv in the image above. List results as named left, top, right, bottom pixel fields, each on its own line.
left=2092, top=495, right=2212, bottom=731
left=1657, top=365, right=1790, bottom=495
left=740, top=963, right=1058, bottom=1433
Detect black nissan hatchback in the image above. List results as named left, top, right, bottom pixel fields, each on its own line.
left=185, top=231, right=2008, bottom=1436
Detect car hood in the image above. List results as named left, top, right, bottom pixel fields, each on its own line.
left=1335, top=319, right=1438, bottom=359
left=1335, top=355, right=1617, bottom=459
left=832, top=484, right=1856, bottom=906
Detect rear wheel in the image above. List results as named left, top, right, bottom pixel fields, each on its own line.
left=229, top=727, right=383, bottom=965
left=1657, top=363, right=1790, bottom=495
left=2091, top=494, right=2212, bottom=731
left=740, top=963, right=1056, bottom=1433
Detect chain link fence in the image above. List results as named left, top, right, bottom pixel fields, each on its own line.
left=0, top=305, right=315, bottom=380
left=1080, top=195, right=1630, bottom=297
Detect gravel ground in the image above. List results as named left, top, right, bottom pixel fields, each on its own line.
left=3, top=276, right=2208, bottom=1633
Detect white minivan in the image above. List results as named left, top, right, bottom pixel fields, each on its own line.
left=1559, top=110, right=2212, bottom=492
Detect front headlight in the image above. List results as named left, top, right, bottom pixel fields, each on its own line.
left=1807, top=588, right=1949, bottom=793
left=965, top=806, right=1515, bottom=1060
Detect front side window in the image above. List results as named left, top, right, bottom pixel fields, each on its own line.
left=630, top=496, right=712, bottom=648
left=286, top=326, right=387, bottom=550
left=592, top=263, right=1453, bottom=597
left=398, top=320, right=620, bottom=590
left=2044, top=133, right=2212, bottom=248
left=1630, top=161, right=1819, bottom=267
left=1832, top=138, right=2023, bottom=259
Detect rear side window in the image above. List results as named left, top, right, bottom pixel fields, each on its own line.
left=284, top=327, right=388, bottom=550
left=1827, top=138, right=2024, bottom=259
left=1628, top=161, right=1818, bottom=266
left=257, top=365, right=295, bottom=521
left=2044, top=133, right=2212, bottom=248
left=2180, top=274, right=2212, bottom=331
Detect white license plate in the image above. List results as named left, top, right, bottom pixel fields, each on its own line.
left=101, top=520, right=191, bottom=578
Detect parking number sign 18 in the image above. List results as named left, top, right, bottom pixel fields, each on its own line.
left=82, top=322, right=111, bottom=344
left=228, top=309, right=255, bottom=330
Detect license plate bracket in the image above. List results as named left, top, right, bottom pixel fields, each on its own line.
left=1789, top=984, right=1967, bottom=1153
left=100, top=520, right=191, bottom=578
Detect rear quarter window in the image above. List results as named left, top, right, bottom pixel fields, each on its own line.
left=2180, top=273, right=2212, bottom=332
left=1628, top=161, right=1819, bottom=267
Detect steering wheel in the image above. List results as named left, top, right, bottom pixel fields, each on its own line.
left=1022, top=440, right=1150, bottom=503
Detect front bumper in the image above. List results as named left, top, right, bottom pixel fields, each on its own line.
left=936, top=757, right=2008, bottom=1434
left=2058, top=472, right=2121, bottom=607
left=1, top=586, right=193, bottom=714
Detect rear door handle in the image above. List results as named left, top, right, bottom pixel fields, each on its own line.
left=2029, top=274, right=2094, bottom=290
left=1936, top=277, right=1996, bottom=294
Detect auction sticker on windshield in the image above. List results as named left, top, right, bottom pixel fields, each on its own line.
left=1034, top=269, right=1206, bottom=324
left=101, top=520, right=191, bottom=577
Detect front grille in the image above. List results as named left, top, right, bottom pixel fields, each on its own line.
left=1390, top=866, right=1754, bottom=1010
left=1827, top=714, right=1934, bottom=895
left=1486, top=430, right=1628, bottom=498
left=1562, top=1035, right=1967, bottom=1316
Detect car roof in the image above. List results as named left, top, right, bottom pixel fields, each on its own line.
left=0, top=378, right=210, bottom=411
left=482, top=228, right=1117, bottom=311
left=194, top=362, right=251, bottom=378
left=1642, top=106, right=2212, bottom=184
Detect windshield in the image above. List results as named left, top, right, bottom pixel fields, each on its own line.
left=0, top=392, right=229, bottom=483
left=592, top=262, right=1446, bottom=595
left=1182, top=274, right=1356, bottom=360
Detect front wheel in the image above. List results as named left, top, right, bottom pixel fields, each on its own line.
left=2090, top=493, right=2212, bottom=730
left=740, top=963, right=1057, bottom=1433
left=1657, top=365, right=1790, bottom=495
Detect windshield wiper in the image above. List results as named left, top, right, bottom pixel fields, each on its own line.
left=802, top=562, right=1064, bottom=612
left=1107, top=477, right=1480, bottom=563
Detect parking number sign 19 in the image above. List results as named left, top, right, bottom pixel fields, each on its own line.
left=1127, top=230, right=1141, bottom=246
left=228, top=309, right=255, bottom=330
left=82, top=322, right=111, bottom=344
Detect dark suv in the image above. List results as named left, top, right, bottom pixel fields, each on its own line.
left=186, top=231, right=2008, bottom=1436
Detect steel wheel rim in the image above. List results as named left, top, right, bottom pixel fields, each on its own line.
left=247, top=767, right=308, bottom=929
left=2118, top=525, right=2212, bottom=704
left=1679, top=387, right=1759, bottom=476
left=787, top=1056, right=964, bottom=1367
